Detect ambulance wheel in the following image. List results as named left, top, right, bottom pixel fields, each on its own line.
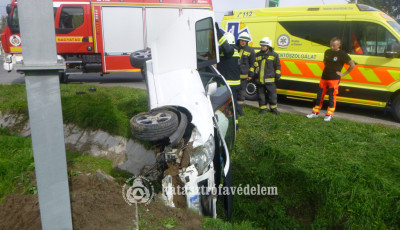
left=130, top=109, right=179, bottom=142
left=130, top=48, right=152, bottom=68
left=59, top=72, right=68, bottom=84
left=245, top=81, right=258, bottom=101
left=391, top=95, right=400, bottom=121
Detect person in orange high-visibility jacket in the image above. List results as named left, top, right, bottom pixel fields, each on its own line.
left=250, top=37, right=281, bottom=115
left=307, top=37, right=355, bottom=121
left=215, top=23, right=241, bottom=127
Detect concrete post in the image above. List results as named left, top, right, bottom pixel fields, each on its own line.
left=15, top=0, right=73, bottom=229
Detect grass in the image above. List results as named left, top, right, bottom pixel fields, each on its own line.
left=1, top=84, right=400, bottom=229
left=0, top=128, right=131, bottom=204
left=0, top=128, right=34, bottom=203
left=0, top=84, right=148, bottom=138
left=230, top=106, right=400, bottom=229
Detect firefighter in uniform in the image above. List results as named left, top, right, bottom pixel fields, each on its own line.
left=216, top=27, right=241, bottom=127
left=306, top=37, right=355, bottom=121
left=251, top=37, right=281, bottom=115
left=236, top=32, right=255, bottom=116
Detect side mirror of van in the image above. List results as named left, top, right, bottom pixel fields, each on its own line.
left=385, top=42, right=400, bottom=58
left=6, top=5, right=12, bottom=15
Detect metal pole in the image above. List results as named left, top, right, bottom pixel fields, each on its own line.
left=265, top=0, right=270, bottom=8
left=16, top=0, right=72, bottom=229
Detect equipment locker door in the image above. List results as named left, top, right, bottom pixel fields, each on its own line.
left=101, top=7, right=144, bottom=72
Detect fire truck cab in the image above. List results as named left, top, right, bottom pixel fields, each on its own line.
left=1, top=0, right=213, bottom=82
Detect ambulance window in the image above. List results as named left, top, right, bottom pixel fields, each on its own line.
left=59, top=7, right=84, bottom=30
left=279, top=21, right=344, bottom=47
left=195, top=17, right=217, bottom=69
left=350, top=21, right=400, bottom=56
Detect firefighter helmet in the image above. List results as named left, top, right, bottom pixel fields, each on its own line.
left=224, top=32, right=236, bottom=45
left=260, top=37, right=273, bottom=48
left=238, top=32, right=251, bottom=42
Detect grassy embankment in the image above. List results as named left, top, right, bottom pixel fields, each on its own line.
left=1, top=84, right=399, bottom=229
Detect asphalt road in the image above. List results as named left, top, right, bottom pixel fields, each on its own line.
left=0, top=59, right=399, bottom=128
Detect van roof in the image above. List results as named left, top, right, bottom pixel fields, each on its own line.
left=228, top=4, right=382, bottom=17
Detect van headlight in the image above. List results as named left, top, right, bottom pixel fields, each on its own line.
left=190, top=135, right=215, bottom=174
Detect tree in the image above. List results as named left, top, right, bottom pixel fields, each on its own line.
left=0, top=16, right=6, bottom=34
left=346, top=0, right=400, bottom=19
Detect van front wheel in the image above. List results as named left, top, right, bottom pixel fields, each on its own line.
left=130, top=109, right=179, bottom=141
left=391, top=95, right=400, bottom=122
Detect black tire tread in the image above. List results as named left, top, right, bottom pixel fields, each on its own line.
left=130, top=110, right=179, bottom=141
left=391, top=95, right=400, bottom=121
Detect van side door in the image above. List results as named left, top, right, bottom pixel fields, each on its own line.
left=275, top=16, right=345, bottom=94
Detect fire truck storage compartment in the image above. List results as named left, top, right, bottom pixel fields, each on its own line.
left=101, top=6, right=183, bottom=72
left=102, top=7, right=144, bottom=54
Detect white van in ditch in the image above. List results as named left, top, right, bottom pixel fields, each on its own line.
left=129, top=11, right=235, bottom=219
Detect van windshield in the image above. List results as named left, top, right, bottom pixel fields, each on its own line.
left=388, top=21, right=400, bottom=35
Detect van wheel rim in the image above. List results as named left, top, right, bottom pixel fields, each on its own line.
left=137, top=112, right=172, bottom=125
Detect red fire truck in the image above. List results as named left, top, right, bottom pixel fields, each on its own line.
left=1, top=0, right=213, bottom=82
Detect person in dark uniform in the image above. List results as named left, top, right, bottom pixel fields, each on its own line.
left=307, top=37, right=355, bottom=121
left=250, top=37, right=281, bottom=115
left=215, top=26, right=241, bottom=127
left=236, top=32, right=255, bottom=116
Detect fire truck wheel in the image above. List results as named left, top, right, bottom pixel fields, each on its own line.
left=59, top=72, right=69, bottom=84
left=130, top=48, right=152, bottom=69
left=391, top=95, right=400, bottom=121
left=130, top=109, right=179, bottom=142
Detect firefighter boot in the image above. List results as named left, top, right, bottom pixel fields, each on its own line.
left=270, top=108, right=280, bottom=115
left=260, top=109, right=268, bottom=114
left=238, top=104, right=245, bottom=116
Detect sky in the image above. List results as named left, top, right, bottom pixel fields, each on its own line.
left=213, top=0, right=348, bottom=22
left=0, top=0, right=9, bottom=16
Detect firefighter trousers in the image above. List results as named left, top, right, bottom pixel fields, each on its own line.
left=312, top=79, right=340, bottom=116
left=237, top=79, right=248, bottom=105
left=230, top=85, right=240, bottom=124
left=257, top=83, right=277, bottom=110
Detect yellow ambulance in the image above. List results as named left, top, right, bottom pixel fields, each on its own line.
left=221, top=4, right=400, bottom=121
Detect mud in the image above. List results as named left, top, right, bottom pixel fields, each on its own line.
left=0, top=174, right=204, bottom=230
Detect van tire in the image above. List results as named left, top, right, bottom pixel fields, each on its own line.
left=130, top=109, right=179, bottom=141
left=391, top=95, right=400, bottom=121
left=130, top=48, right=152, bottom=69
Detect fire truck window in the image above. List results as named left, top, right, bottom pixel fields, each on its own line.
left=59, top=7, right=83, bottom=29
left=279, top=21, right=345, bottom=47
left=350, top=21, right=399, bottom=56
left=8, top=7, right=57, bottom=34
left=11, top=7, right=18, bottom=28
left=196, top=17, right=217, bottom=69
